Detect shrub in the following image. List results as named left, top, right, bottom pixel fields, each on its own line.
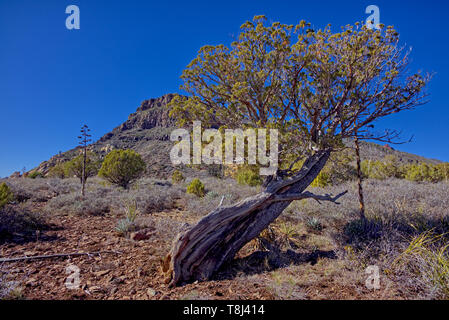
left=394, top=231, right=449, bottom=299
left=172, top=170, right=185, bottom=184
left=0, top=183, right=13, bottom=209
left=27, top=171, right=43, bottom=179
left=311, top=171, right=331, bottom=188
left=0, top=205, right=48, bottom=243
left=99, top=149, right=146, bottom=189
left=236, top=167, right=262, bottom=186
left=207, top=164, right=224, bottom=179
left=47, top=163, right=67, bottom=179
left=404, top=163, right=443, bottom=183
left=65, top=153, right=101, bottom=183
left=186, top=178, right=205, bottom=197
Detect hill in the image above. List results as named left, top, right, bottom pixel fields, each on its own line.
left=21, top=94, right=440, bottom=178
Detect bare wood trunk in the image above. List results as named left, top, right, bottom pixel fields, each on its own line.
left=354, top=138, right=366, bottom=221
left=165, top=150, right=331, bottom=286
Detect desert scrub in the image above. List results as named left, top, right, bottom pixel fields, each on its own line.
left=5, top=177, right=79, bottom=203
left=0, top=205, right=48, bottom=243
left=184, top=177, right=258, bottom=216
left=186, top=178, right=205, bottom=197
left=44, top=178, right=183, bottom=215
left=393, top=231, right=449, bottom=299
left=115, top=201, right=139, bottom=236
left=27, top=171, right=43, bottom=179
left=99, top=149, right=146, bottom=189
left=235, top=166, right=262, bottom=186
left=0, top=183, right=13, bottom=208
left=171, top=170, right=185, bottom=184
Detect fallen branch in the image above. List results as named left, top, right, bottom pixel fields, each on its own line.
left=0, top=250, right=122, bottom=263
left=270, top=190, right=348, bottom=204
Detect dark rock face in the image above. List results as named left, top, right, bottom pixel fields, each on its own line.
left=106, top=94, right=177, bottom=138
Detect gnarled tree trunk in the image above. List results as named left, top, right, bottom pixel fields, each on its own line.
left=164, top=150, right=345, bottom=286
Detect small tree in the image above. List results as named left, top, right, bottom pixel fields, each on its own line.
left=98, top=149, right=146, bottom=189
left=65, top=153, right=101, bottom=183
left=78, top=125, right=92, bottom=196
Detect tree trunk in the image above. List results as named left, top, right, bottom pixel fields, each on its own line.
left=164, top=150, right=332, bottom=287
left=81, top=147, right=86, bottom=197
left=354, top=138, right=366, bottom=221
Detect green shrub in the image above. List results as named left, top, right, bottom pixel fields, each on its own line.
left=404, top=163, right=443, bottom=183
left=186, top=178, right=205, bottom=197
left=65, top=152, right=101, bottom=183
left=0, top=183, right=13, bottom=209
left=99, top=149, right=146, bottom=189
left=27, top=171, right=43, bottom=179
left=235, top=167, right=262, bottom=186
left=47, top=163, right=67, bottom=179
left=172, top=170, right=185, bottom=184
left=311, top=170, right=331, bottom=188
left=436, top=163, right=449, bottom=181
left=361, top=156, right=403, bottom=180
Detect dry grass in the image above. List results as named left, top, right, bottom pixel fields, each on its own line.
left=1, top=174, right=448, bottom=299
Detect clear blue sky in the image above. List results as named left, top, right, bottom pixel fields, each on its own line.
left=0, top=0, right=448, bottom=177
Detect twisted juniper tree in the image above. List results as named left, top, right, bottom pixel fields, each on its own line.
left=165, top=16, right=430, bottom=286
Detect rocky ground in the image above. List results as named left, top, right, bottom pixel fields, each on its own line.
left=0, top=210, right=404, bottom=300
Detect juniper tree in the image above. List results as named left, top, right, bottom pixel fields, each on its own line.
left=165, top=16, right=430, bottom=286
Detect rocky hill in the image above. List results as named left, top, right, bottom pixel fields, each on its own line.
left=23, top=94, right=440, bottom=179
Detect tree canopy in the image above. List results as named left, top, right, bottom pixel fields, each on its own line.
left=169, top=16, right=430, bottom=171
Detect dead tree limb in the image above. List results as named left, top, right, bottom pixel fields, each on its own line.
left=165, top=150, right=346, bottom=286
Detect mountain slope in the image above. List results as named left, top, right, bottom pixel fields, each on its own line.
left=25, top=94, right=440, bottom=178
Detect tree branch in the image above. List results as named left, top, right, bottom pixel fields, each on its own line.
left=270, top=190, right=348, bottom=204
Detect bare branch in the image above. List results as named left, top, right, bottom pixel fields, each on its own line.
left=270, top=190, right=348, bottom=204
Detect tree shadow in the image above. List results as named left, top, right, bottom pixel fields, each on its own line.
left=214, top=244, right=337, bottom=281
left=340, top=213, right=449, bottom=247
left=0, top=206, right=61, bottom=245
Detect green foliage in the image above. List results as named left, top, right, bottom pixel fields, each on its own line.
left=65, top=152, right=101, bottom=183
left=98, top=149, right=146, bottom=189
left=235, top=166, right=263, bottom=187
left=310, top=171, right=331, bottom=188
left=172, top=170, right=185, bottom=184
left=27, top=171, right=43, bottom=179
left=169, top=15, right=429, bottom=169
left=0, top=183, right=13, bottom=209
left=186, top=178, right=205, bottom=197
left=361, top=155, right=403, bottom=180
left=47, top=163, right=67, bottom=179
left=404, top=163, right=443, bottom=183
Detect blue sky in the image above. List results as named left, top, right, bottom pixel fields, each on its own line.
left=0, top=0, right=448, bottom=177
